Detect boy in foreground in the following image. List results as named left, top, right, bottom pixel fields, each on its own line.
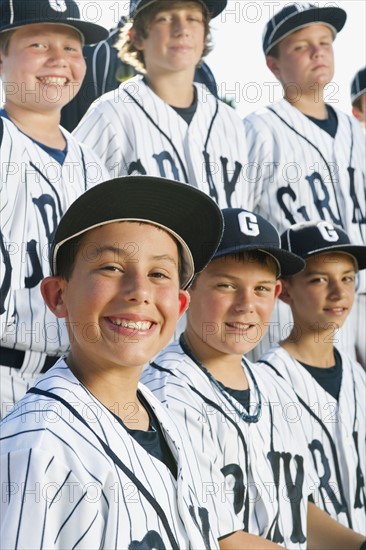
left=0, top=0, right=109, bottom=415
left=0, top=176, right=252, bottom=549
left=142, top=208, right=366, bottom=549
left=260, top=221, right=366, bottom=535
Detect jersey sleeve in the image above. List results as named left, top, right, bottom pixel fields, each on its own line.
left=0, top=448, right=107, bottom=549
left=143, top=369, right=244, bottom=539
left=73, top=95, right=131, bottom=178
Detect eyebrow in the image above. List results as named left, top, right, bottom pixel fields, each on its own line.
left=97, top=245, right=178, bottom=265
left=210, top=272, right=276, bottom=284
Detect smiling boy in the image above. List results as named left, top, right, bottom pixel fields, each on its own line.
left=74, top=0, right=250, bottom=210
left=0, top=175, right=248, bottom=549
left=260, top=221, right=366, bottom=535
left=142, top=208, right=366, bottom=549
left=0, top=0, right=109, bottom=416
left=244, top=3, right=366, bottom=363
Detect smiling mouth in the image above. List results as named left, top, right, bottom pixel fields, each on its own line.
left=37, top=76, right=69, bottom=86
left=225, top=322, right=253, bottom=331
left=109, top=319, right=153, bottom=331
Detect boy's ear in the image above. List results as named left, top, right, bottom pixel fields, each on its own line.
left=352, top=105, right=363, bottom=122
left=278, top=279, right=292, bottom=305
left=129, top=28, right=144, bottom=51
left=178, top=289, right=190, bottom=318
left=41, top=277, right=68, bottom=318
left=266, top=55, right=281, bottom=80
left=274, top=279, right=282, bottom=299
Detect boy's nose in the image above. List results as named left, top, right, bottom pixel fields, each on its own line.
left=172, top=17, right=189, bottom=36
left=122, top=273, right=151, bottom=304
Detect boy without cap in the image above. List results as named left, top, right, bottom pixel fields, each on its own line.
left=0, top=176, right=266, bottom=549
left=244, top=3, right=366, bottom=364
left=142, top=208, right=366, bottom=549
left=74, top=0, right=250, bottom=210
left=351, top=67, right=366, bottom=126
left=260, top=221, right=366, bottom=535
left=0, top=0, right=110, bottom=416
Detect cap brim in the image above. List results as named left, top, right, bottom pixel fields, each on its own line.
left=264, top=7, right=347, bottom=54
left=51, top=176, right=224, bottom=289
left=0, top=19, right=108, bottom=44
left=131, top=0, right=227, bottom=19
left=304, top=245, right=366, bottom=270
left=213, top=244, right=305, bottom=277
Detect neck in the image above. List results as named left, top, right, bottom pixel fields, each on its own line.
left=285, top=91, right=328, bottom=119
left=281, top=330, right=336, bottom=368
left=145, top=71, right=196, bottom=108
left=182, top=331, right=248, bottom=389
left=66, top=353, right=149, bottom=428
left=4, top=101, right=66, bottom=148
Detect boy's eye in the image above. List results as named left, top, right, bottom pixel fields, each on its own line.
left=150, top=271, right=169, bottom=279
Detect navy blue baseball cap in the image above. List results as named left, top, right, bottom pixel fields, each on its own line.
left=0, top=0, right=108, bottom=44
left=213, top=209, right=305, bottom=277
left=281, top=221, right=366, bottom=271
left=351, top=67, right=366, bottom=104
left=130, top=0, right=227, bottom=19
left=51, top=176, right=224, bottom=289
left=263, top=2, right=347, bottom=55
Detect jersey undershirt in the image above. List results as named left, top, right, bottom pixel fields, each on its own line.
left=170, top=87, right=198, bottom=125
left=222, top=386, right=251, bottom=411
left=112, top=390, right=178, bottom=479
left=0, top=108, right=67, bottom=164
left=299, top=347, right=343, bottom=400
left=306, top=105, right=338, bottom=138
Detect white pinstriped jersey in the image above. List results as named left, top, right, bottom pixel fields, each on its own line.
left=74, top=75, right=251, bottom=210
left=0, top=359, right=236, bottom=549
left=259, top=344, right=366, bottom=535
left=0, top=116, right=109, bottom=415
left=244, top=99, right=365, bottom=249
left=141, top=339, right=319, bottom=549
left=244, top=99, right=366, bottom=361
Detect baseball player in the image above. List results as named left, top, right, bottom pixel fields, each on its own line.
left=351, top=67, right=366, bottom=127
left=73, top=0, right=250, bottom=210
left=141, top=207, right=366, bottom=549
left=244, top=3, right=366, bottom=363
left=0, top=0, right=110, bottom=417
left=259, top=221, right=366, bottom=535
left=60, top=14, right=219, bottom=132
left=1, top=176, right=254, bottom=549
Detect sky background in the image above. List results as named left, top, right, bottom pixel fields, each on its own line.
left=86, top=0, right=365, bottom=117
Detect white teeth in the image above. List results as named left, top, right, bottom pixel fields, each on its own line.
left=38, top=76, right=68, bottom=85
left=111, top=319, right=152, bottom=330
left=227, top=323, right=251, bottom=330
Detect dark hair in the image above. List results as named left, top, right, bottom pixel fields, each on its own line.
left=190, top=249, right=279, bottom=288
left=54, top=222, right=184, bottom=285
left=352, top=93, right=365, bottom=111
left=266, top=43, right=280, bottom=59
left=0, top=30, right=14, bottom=54
left=116, top=0, right=212, bottom=74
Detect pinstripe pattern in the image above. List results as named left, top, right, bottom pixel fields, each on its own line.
left=141, top=340, right=319, bottom=548
left=244, top=99, right=366, bottom=361
left=74, top=75, right=251, bottom=210
left=260, top=344, right=366, bottom=535
left=0, top=360, right=222, bottom=549
left=0, top=116, right=109, bottom=416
